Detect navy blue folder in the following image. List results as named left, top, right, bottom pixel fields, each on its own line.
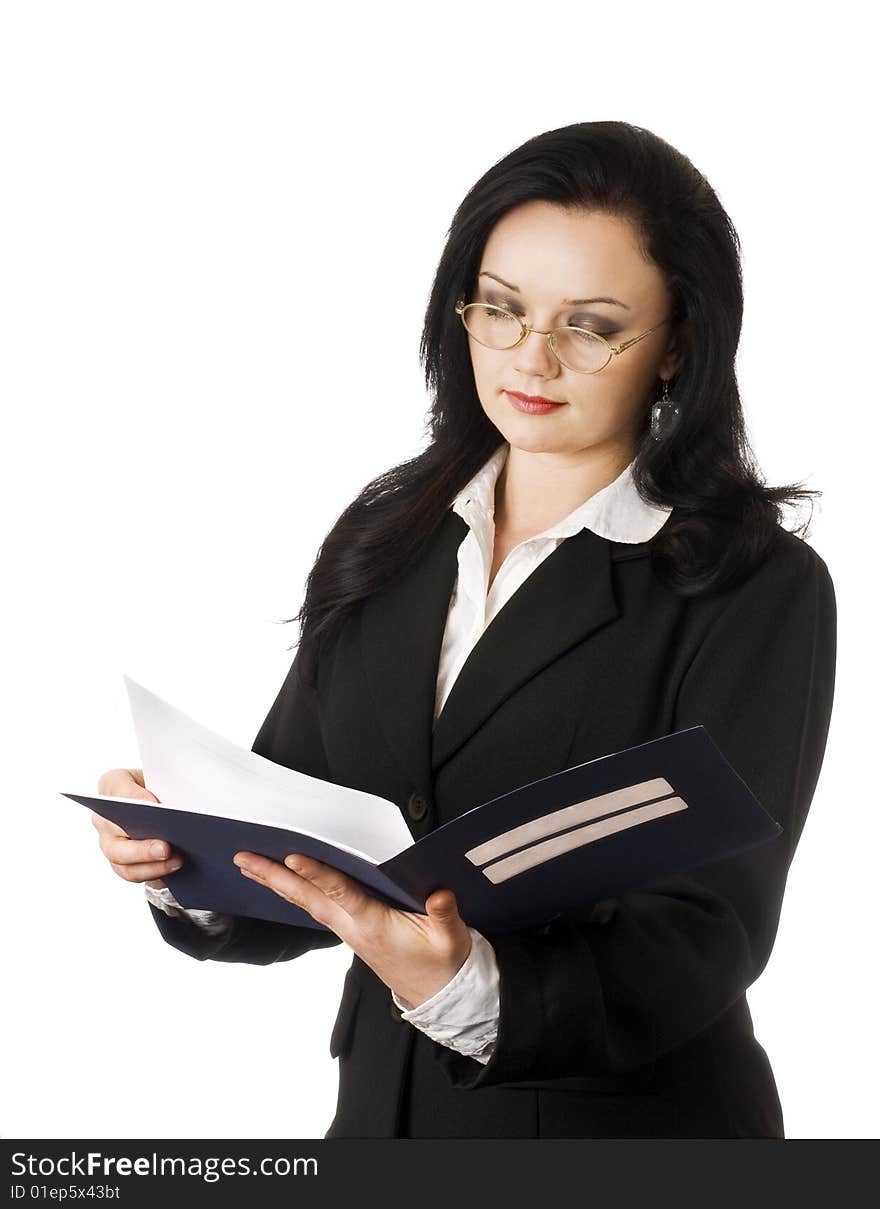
left=63, top=725, right=781, bottom=936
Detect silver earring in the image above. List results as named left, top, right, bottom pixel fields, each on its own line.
left=650, top=378, right=680, bottom=440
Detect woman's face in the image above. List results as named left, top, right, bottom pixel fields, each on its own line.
left=466, top=201, right=683, bottom=459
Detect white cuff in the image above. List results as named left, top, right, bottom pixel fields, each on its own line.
left=143, top=883, right=234, bottom=936
left=390, top=927, right=500, bottom=1064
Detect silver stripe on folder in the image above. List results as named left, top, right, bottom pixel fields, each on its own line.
left=478, top=796, right=689, bottom=885
left=464, top=777, right=676, bottom=867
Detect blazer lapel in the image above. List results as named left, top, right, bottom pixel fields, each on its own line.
left=360, top=509, right=621, bottom=794
left=359, top=509, right=468, bottom=799
left=430, top=524, right=618, bottom=771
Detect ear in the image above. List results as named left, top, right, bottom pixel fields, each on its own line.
left=657, top=322, right=686, bottom=381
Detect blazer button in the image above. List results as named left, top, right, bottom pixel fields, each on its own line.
left=406, top=792, right=429, bottom=822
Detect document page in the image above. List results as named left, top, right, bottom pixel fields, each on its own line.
left=111, top=674, right=415, bottom=864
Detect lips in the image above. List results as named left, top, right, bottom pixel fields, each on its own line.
left=504, top=390, right=568, bottom=415
left=506, top=390, right=566, bottom=405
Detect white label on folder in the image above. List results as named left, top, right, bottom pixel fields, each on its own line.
left=478, top=795, right=689, bottom=884
left=464, top=777, right=675, bottom=866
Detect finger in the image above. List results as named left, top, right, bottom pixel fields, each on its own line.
left=91, top=812, right=127, bottom=838
left=232, top=852, right=354, bottom=937
left=96, top=769, right=161, bottom=803
left=425, top=890, right=464, bottom=931
left=280, top=853, right=377, bottom=919
left=102, top=833, right=178, bottom=866
left=110, top=853, right=184, bottom=883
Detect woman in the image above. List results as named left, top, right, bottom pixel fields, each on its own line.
left=94, top=120, right=837, bottom=1138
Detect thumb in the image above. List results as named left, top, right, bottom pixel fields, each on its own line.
left=425, top=890, right=461, bottom=926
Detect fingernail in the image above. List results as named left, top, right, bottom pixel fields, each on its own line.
left=151, top=842, right=167, bottom=859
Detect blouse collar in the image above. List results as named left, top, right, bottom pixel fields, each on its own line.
left=451, top=441, right=672, bottom=545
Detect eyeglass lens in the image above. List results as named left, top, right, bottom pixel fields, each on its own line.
left=461, top=304, right=610, bottom=372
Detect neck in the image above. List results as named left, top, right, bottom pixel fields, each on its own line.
left=493, top=440, right=635, bottom=537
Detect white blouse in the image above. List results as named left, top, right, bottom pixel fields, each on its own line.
left=146, top=441, right=673, bottom=1065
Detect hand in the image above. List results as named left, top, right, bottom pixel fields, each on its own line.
left=93, top=767, right=183, bottom=890
left=233, top=850, right=473, bottom=1008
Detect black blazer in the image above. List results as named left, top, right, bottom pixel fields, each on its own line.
left=148, top=507, right=837, bottom=1138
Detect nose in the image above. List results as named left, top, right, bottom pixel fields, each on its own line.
left=512, top=326, right=563, bottom=380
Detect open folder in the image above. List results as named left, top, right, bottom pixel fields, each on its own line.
left=62, top=675, right=782, bottom=936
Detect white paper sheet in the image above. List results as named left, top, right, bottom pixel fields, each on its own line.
left=117, top=674, right=415, bottom=864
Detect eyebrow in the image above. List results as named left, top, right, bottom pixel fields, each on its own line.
left=478, top=271, right=631, bottom=309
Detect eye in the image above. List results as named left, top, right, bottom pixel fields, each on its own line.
left=570, top=324, right=617, bottom=340
left=486, top=298, right=520, bottom=315
left=568, top=326, right=616, bottom=340
left=479, top=295, right=617, bottom=338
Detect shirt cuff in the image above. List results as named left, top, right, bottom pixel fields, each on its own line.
left=143, top=883, right=234, bottom=935
left=390, top=927, right=500, bottom=1064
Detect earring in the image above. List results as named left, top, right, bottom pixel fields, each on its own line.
left=650, top=378, right=680, bottom=440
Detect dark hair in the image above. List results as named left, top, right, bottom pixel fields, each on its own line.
left=285, top=120, right=821, bottom=689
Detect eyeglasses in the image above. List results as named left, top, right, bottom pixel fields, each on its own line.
left=454, top=296, right=671, bottom=375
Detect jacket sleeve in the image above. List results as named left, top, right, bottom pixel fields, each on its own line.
left=148, top=642, right=344, bottom=964
left=433, top=534, right=837, bottom=1089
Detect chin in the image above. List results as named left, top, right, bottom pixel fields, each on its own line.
left=487, top=405, right=577, bottom=452
left=500, top=430, right=571, bottom=458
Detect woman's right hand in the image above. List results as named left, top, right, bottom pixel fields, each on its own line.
left=93, top=768, right=184, bottom=891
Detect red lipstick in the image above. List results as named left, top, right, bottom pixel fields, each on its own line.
left=505, top=390, right=567, bottom=415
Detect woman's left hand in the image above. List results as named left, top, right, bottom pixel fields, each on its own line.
left=232, top=850, right=473, bottom=1009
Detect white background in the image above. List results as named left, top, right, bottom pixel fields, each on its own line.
left=2, top=0, right=875, bottom=1141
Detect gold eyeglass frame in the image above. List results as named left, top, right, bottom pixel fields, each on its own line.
left=454, top=296, right=671, bottom=375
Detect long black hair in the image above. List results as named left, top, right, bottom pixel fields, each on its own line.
left=285, top=120, right=820, bottom=689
